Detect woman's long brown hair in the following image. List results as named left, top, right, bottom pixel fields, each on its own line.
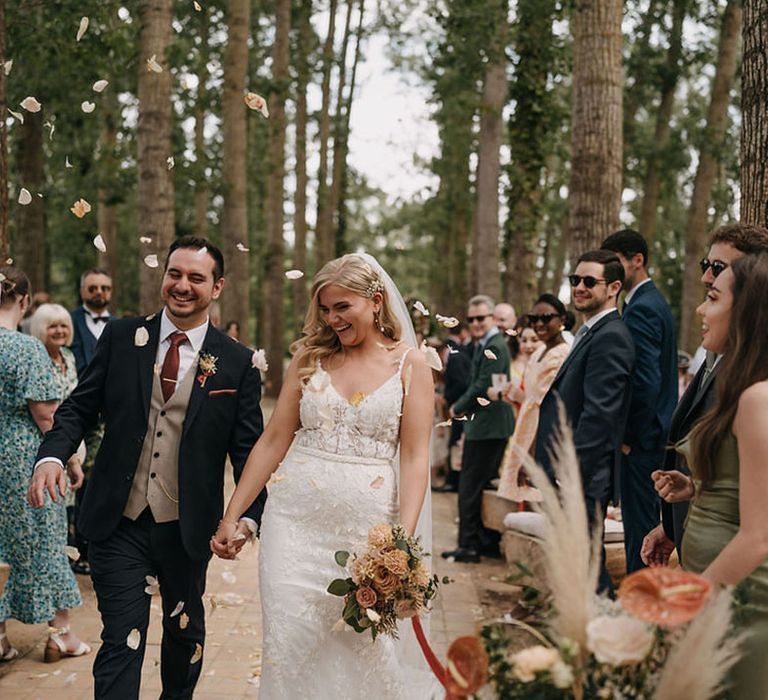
left=690, top=253, right=768, bottom=485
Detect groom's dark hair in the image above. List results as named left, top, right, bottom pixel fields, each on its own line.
left=166, top=236, right=225, bottom=281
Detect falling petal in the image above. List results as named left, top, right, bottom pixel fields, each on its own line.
left=64, top=673, right=77, bottom=686
left=147, top=54, right=163, bottom=73
left=144, top=575, right=160, bottom=595
left=127, top=628, right=141, bottom=650
left=64, top=545, right=80, bottom=561
left=5, top=258, right=12, bottom=265
left=76, top=16, right=89, bottom=42
left=3, top=59, right=12, bottom=76
left=454, top=415, right=467, bottom=421
left=236, top=242, right=250, bottom=252
left=483, top=349, right=497, bottom=360
left=420, top=341, right=443, bottom=371
left=8, top=109, right=24, bottom=124
left=70, top=198, right=92, bottom=218
left=144, top=254, right=159, bottom=268
left=436, top=314, right=459, bottom=328
left=251, top=348, right=268, bottom=371
left=505, top=328, right=518, bottom=337
left=92, top=79, right=109, bottom=93
left=435, top=419, right=452, bottom=428
left=476, top=397, right=490, bottom=406
left=65, top=156, right=73, bottom=168
left=285, top=269, right=304, bottom=279
left=18, top=188, right=32, bottom=205
left=20, top=96, right=41, bottom=112
left=44, top=121, right=55, bottom=140
left=93, top=234, right=107, bottom=253
left=179, top=613, right=189, bottom=629
left=190, top=643, right=203, bottom=664
left=139, top=236, right=152, bottom=244
left=403, top=364, right=413, bottom=396
left=193, top=0, right=203, bottom=9
left=244, top=92, right=269, bottom=118
left=222, top=571, right=236, bottom=584
left=268, top=472, right=286, bottom=486
left=413, top=300, right=430, bottom=316
left=81, top=101, right=96, bottom=113
left=370, top=476, right=384, bottom=489
left=171, top=601, right=185, bottom=617
left=167, top=156, right=175, bottom=170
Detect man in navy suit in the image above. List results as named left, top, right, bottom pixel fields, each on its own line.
left=71, top=268, right=114, bottom=376
left=601, top=229, right=677, bottom=573
left=535, top=250, right=635, bottom=593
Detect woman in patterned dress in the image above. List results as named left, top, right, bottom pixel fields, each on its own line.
left=0, top=268, right=89, bottom=662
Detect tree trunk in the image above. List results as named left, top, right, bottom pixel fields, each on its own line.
left=624, top=0, right=660, bottom=137
left=137, top=0, right=175, bottom=313
left=680, top=0, right=741, bottom=353
left=0, top=0, right=8, bottom=262
left=471, top=0, right=507, bottom=300
left=741, top=0, right=768, bottom=225
left=263, top=0, right=291, bottom=396
left=14, top=111, right=45, bottom=291
left=314, top=0, right=338, bottom=269
left=637, top=0, right=687, bottom=246
left=292, top=0, right=312, bottom=331
left=567, top=0, right=623, bottom=263
left=97, top=90, right=120, bottom=304
left=194, top=11, right=209, bottom=238
left=221, top=0, right=251, bottom=339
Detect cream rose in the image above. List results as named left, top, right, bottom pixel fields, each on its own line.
left=368, top=523, right=394, bottom=549
left=382, top=549, right=410, bottom=578
left=510, top=646, right=560, bottom=682
left=586, top=615, right=654, bottom=666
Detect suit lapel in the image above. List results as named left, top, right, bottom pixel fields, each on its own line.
left=551, top=310, right=619, bottom=385
left=182, top=324, right=222, bottom=437
left=682, top=360, right=719, bottom=425
left=137, top=314, right=162, bottom=422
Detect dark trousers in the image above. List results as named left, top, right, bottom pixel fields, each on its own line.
left=458, top=438, right=507, bottom=551
left=586, top=495, right=614, bottom=596
left=88, top=510, right=209, bottom=700
left=620, top=451, right=663, bottom=574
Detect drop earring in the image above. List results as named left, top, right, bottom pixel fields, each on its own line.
left=374, top=309, right=385, bottom=333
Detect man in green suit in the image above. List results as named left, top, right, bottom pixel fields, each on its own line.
left=442, top=295, right=515, bottom=563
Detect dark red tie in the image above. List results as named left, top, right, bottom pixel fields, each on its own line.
left=160, top=331, right=188, bottom=402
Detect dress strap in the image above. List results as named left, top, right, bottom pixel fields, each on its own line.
left=396, top=346, right=414, bottom=374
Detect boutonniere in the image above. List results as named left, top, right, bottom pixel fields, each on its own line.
left=197, top=352, right=218, bottom=387
left=134, top=327, right=149, bottom=347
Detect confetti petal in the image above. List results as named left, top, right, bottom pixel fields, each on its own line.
left=81, top=101, right=96, bottom=114
left=70, top=198, right=92, bottom=218
left=64, top=545, right=80, bottom=561
left=18, top=188, right=31, bottom=205
left=65, top=156, right=73, bottom=168
left=236, top=242, right=250, bottom=252
left=190, top=643, right=203, bottom=664
left=244, top=92, right=269, bottom=118
left=20, top=96, right=41, bottom=112
left=3, top=59, right=12, bottom=76
left=476, top=397, right=491, bottom=406
left=421, top=341, right=443, bottom=371
left=144, top=575, right=160, bottom=595
left=285, top=269, right=304, bottom=279
left=171, top=601, right=185, bottom=617
left=44, top=121, right=55, bottom=140
left=193, top=0, right=203, bottom=9
left=436, top=314, right=459, bottom=328
left=413, top=300, right=430, bottom=316
left=8, top=109, right=24, bottom=124
left=144, top=254, right=159, bottom=268
left=167, top=156, right=175, bottom=170
left=93, top=234, right=106, bottom=253
left=435, top=419, right=452, bottom=428
left=370, top=476, right=384, bottom=489
left=147, top=54, right=163, bottom=73
left=483, top=349, right=497, bottom=360
left=179, top=613, right=189, bottom=629
left=139, top=236, right=152, bottom=244
left=76, top=16, right=89, bottom=42
left=92, top=79, right=109, bottom=93
left=222, top=571, right=236, bottom=584
left=64, top=672, right=77, bottom=686
left=127, top=628, right=141, bottom=650
left=251, top=348, right=268, bottom=371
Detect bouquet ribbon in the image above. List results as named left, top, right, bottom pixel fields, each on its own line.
left=411, top=615, right=449, bottom=690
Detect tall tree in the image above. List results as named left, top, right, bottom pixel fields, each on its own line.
left=137, top=0, right=175, bottom=313
left=263, top=0, right=291, bottom=396
left=470, top=0, right=507, bottom=300
left=741, top=0, right=768, bottom=225
left=97, top=90, right=120, bottom=300
left=14, top=111, right=44, bottom=291
left=680, top=0, right=741, bottom=352
left=221, top=0, right=251, bottom=337
left=194, top=10, right=209, bottom=238
left=0, top=0, right=8, bottom=261
left=567, top=0, right=623, bottom=261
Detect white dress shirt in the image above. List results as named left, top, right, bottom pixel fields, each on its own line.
left=83, top=306, right=111, bottom=340
left=623, top=277, right=652, bottom=308
left=157, top=309, right=209, bottom=383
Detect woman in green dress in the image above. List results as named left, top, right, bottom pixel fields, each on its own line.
left=0, top=268, right=89, bottom=662
left=653, top=252, right=768, bottom=696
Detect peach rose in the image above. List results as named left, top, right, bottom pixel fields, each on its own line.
left=510, top=645, right=560, bottom=682
left=586, top=615, right=654, bottom=666
left=372, top=564, right=400, bottom=598
left=350, top=555, right=375, bottom=584
left=383, top=549, right=410, bottom=578
left=355, top=586, right=377, bottom=609
left=368, top=523, right=394, bottom=549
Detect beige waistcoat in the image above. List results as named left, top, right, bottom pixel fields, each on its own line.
left=124, top=363, right=197, bottom=522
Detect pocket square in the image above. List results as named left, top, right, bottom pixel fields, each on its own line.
left=208, top=388, right=238, bottom=396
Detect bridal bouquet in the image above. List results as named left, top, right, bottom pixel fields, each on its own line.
left=327, top=523, right=442, bottom=640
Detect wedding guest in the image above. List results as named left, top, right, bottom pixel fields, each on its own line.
left=562, top=310, right=576, bottom=345
left=677, top=351, right=693, bottom=399
left=225, top=320, right=240, bottom=341
left=654, top=252, right=768, bottom=695
left=601, top=229, right=677, bottom=573
left=70, top=268, right=113, bottom=376
left=493, top=302, right=517, bottom=334
left=20, top=291, right=50, bottom=334
left=503, top=323, right=542, bottom=417
left=0, top=268, right=89, bottom=663
left=494, top=294, right=570, bottom=502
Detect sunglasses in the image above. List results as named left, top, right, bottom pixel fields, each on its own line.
left=86, top=285, right=112, bottom=293
left=527, top=313, right=559, bottom=324
left=568, top=275, right=607, bottom=289
left=699, top=258, right=728, bottom=278
left=466, top=314, right=492, bottom=323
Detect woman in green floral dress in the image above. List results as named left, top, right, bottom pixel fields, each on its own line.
left=0, top=268, right=89, bottom=662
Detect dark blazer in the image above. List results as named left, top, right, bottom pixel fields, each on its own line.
left=621, top=281, right=678, bottom=453
left=535, top=310, right=635, bottom=502
left=36, top=313, right=266, bottom=561
left=70, top=306, right=111, bottom=376
left=452, top=331, right=515, bottom=441
left=661, top=359, right=719, bottom=550
left=443, top=340, right=472, bottom=406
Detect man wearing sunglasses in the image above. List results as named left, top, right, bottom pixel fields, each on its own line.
left=71, top=267, right=114, bottom=377
left=601, top=229, right=677, bottom=574
left=535, top=249, right=635, bottom=593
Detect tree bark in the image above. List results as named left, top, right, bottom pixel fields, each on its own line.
left=292, top=0, right=312, bottom=331
left=470, top=0, right=507, bottom=300
left=263, top=0, right=291, bottom=396
left=194, top=11, right=209, bottom=238
left=314, top=0, right=338, bottom=269
left=97, top=90, right=120, bottom=305
left=221, top=0, right=251, bottom=339
left=0, top=0, right=8, bottom=262
left=741, top=0, right=768, bottom=225
left=680, top=0, right=741, bottom=352
left=637, top=0, right=687, bottom=246
left=567, top=0, right=624, bottom=263
left=137, top=0, right=175, bottom=313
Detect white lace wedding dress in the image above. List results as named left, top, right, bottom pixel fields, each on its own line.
left=258, top=351, right=440, bottom=699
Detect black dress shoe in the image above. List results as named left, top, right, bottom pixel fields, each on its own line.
left=480, top=545, right=503, bottom=560
left=431, top=482, right=458, bottom=493
left=441, top=548, right=481, bottom=563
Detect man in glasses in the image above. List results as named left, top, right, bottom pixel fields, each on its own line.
left=442, top=295, right=515, bottom=563
left=71, top=267, right=114, bottom=376
left=642, top=223, right=768, bottom=566
left=601, top=229, right=677, bottom=574
left=535, top=249, right=635, bottom=593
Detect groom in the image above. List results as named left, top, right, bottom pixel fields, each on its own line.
left=30, top=236, right=266, bottom=699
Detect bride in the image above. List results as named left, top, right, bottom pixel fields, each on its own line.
left=211, top=254, right=439, bottom=698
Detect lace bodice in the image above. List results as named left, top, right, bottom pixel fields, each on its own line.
left=295, top=350, right=411, bottom=461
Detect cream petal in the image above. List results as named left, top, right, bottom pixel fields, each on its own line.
left=18, top=188, right=32, bottom=205
left=81, top=101, right=96, bottom=113
left=92, top=79, right=109, bottom=93
left=144, top=254, right=159, bottom=268
left=20, top=96, right=41, bottom=112
left=93, top=234, right=107, bottom=253
left=76, top=16, right=89, bottom=42
left=126, top=628, right=141, bottom=650
left=285, top=269, right=304, bottom=279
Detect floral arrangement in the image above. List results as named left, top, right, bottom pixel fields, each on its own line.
left=327, top=523, right=443, bottom=640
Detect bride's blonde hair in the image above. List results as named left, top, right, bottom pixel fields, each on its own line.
left=292, top=254, right=403, bottom=382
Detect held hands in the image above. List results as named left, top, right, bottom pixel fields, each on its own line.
left=210, top=519, right=252, bottom=560
left=651, top=469, right=695, bottom=503
left=640, top=524, right=675, bottom=567
left=28, top=461, right=68, bottom=508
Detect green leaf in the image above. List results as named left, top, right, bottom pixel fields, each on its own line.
left=334, top=550, right=350, bottom=567
left=327, top=579, right=352, bottom=596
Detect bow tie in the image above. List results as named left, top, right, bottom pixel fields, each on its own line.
left=91, top=315, right=108, bottom=323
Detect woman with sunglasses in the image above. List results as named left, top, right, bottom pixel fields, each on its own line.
left=495, top=294, right=570, bottom=501
left=654, top=253, right=768, bottom=695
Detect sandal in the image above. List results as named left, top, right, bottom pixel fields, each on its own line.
left=71, top=560, right=91, bottom=576
left=44, top=626, right=91, bottom=663
left=0, top=631, right=19, bottom=661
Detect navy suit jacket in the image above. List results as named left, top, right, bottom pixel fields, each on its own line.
left=621, top=280, right=678, bottom=454
left=535, top=310, right=635, bottom=503
left=70, top=306, right=111, bottom=376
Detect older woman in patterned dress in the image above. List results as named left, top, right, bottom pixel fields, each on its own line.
left=0, top=269, right=89, bottom=662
